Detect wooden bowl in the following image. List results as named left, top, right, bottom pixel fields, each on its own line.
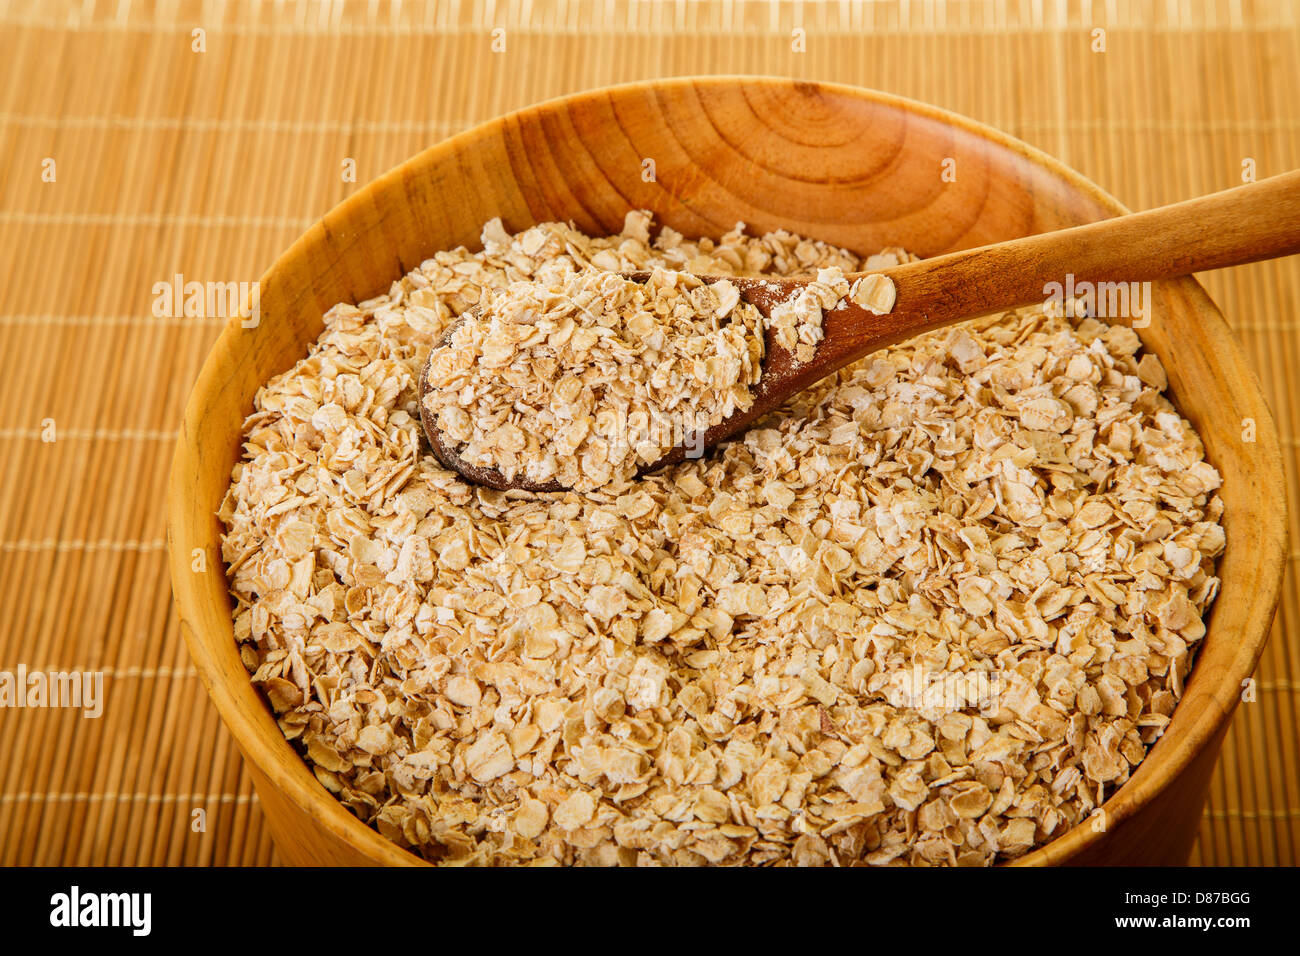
left=167, top=77, right=1285, bottom=866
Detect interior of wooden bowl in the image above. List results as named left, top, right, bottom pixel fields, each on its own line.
left=168, top=76, right=1285, bottom=866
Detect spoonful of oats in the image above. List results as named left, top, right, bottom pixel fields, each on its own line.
left=420, top=171, right=1300, bottom=493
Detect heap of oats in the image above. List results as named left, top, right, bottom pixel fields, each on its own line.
left=220, top=211, right=1223, bottom=866
left=423, top=269, right=765, bottom=491
left=422, top=263, right=900, bottom=491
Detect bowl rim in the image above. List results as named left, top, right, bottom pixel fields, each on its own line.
left=168, top=74, right=1286, bottom=867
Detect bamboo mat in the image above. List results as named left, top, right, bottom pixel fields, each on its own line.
left=1, top=0, right=1297, bottom=867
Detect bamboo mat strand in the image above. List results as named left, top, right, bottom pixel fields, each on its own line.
left=1, top=0, right=1298, bottom=866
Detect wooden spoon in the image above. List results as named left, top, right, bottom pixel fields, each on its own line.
left=420, top=170, right=1300, bottom=492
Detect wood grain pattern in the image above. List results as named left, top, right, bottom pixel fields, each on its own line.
left=166, top=76, right=1287, bottom=866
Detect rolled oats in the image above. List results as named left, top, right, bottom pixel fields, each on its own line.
left=849, top=272, right=897, bottom=315
left=423, top=269, right=766, bottom=491
left=221, top=210, right=1224, bottom=867
left=423, top=254, right=899, bottom=490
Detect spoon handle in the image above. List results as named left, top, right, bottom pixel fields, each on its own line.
left=874, top=169, right=1300, bottom=341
